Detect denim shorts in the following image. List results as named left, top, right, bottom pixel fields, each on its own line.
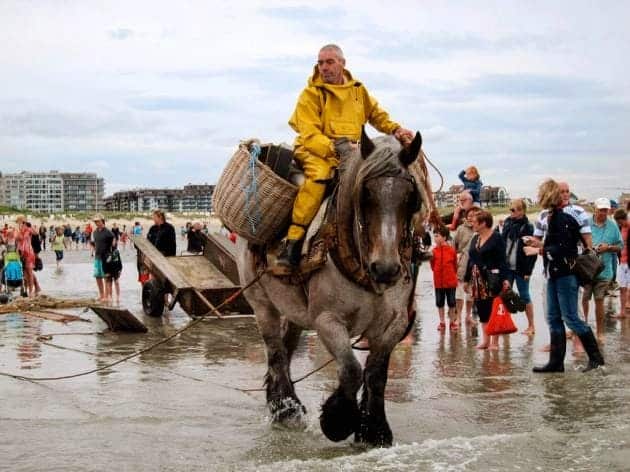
left=506, top=270, right=532, bottom=304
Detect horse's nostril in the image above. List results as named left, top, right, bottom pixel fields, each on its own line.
left=370, top=261, right=401, bottom=282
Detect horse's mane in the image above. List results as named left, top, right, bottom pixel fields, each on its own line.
left=339, top=134, right=429, bottom=235
left=351, top=137, right=407, bottom=208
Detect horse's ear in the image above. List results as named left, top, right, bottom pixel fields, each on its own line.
left=360, top=126, right=375, bottom=159
left=399, top=131, right=422, bottom=167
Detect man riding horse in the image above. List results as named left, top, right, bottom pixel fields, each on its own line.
left=276, top=44, right=415, bottom=268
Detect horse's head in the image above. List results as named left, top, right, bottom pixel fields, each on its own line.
left=353, top=130, right=423, bottom=291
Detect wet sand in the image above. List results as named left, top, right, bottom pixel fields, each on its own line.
left=1, top=240, right=630, bottom=471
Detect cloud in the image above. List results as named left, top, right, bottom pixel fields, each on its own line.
left=0, top=101, right=163, bottom=139
left=108, top=28, right=134, bottom=40
left=0, top=0, right=628, bottom=202
left=466, top=74, right=606, bottom=99
left=127, top=96, right=226, bottom=112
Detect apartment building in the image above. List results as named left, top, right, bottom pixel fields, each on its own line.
left=0, top=171, right=104, bottom=212
left=103, top=184, right=214, bottom=213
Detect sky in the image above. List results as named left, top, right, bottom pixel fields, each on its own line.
left=1, top=0, right=629, bottom=201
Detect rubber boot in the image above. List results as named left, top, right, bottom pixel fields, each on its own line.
left=533, top=330, right=566, bottom=373
left=577, top=329, right=605, bottom=372
left=275, top=239, right=303, bottom=269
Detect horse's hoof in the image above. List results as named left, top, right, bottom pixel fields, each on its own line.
left=269, top=397, right=307, bottom=429
left=320, top=390, right=359, bottom=442
left=355, top=415, right=393, bottom=447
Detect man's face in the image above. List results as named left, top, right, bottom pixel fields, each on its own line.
left=595, top=208, right=608, bottom=224
left=317, top=49, right=345, bottom=85
left=94, top=220, right=104, bottom=229
left=559, top=183, right=570, bottom=207
left=459, top=193, right=473, bottom=210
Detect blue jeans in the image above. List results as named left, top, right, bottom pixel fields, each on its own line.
left=506, top=269, right=532, bottom=304
left=546, top=275, right=590, bottom=336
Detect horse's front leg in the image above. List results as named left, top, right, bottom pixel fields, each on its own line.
left=257, top=307, right=306, bottom=427
left=315, top=311, right=362, bottom=442
left=355, top=351, right=392, bottom=446
left=355, top=314, right=407, bottom=447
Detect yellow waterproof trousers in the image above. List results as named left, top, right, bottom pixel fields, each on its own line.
left=287, top=148, right=339, bottom=241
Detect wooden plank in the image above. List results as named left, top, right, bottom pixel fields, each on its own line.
left=89, top=305, right=148, bottom=333
left=167, top=256, right=234, bottom=290
left=132, top=236, right=191, bottom=290
left=202, top=233, right=241, bottom=285
left=22, top=310, right=86, bottom=323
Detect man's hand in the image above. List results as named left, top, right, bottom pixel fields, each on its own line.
left=334, top=137, right=357, bottom=157
left=394, top=127, right=414, bottom=146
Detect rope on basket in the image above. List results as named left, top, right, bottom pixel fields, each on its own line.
left=241, top=142, right=262, bottom=235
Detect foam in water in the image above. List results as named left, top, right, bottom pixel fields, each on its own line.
left=245, top=432, right=519, bottom=472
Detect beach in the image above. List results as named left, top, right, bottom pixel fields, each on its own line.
left=1, top=239, right=630, bottom=471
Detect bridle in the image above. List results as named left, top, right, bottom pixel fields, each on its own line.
left=354, top=168, right=422, bottom=287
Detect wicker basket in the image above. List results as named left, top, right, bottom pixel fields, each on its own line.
left=213, top=141, right=298, bottom=245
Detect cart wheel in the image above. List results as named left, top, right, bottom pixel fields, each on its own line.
left=142, top=280, right=165, bottom=317
left=0, top=293, right=9, bottom=304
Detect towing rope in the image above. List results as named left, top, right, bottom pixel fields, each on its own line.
left=0, top=271, right=264, bottom=383
left=1, top=260, right=419, bottom=391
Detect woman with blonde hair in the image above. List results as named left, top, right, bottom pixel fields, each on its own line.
left=528, top=179, right=604, bottom=372
left=500, top=198, right=537, bottom=335
left=459, top=166, right=483, bottom=206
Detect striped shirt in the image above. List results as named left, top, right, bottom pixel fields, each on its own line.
left=534, top=204, right=591, bottom=238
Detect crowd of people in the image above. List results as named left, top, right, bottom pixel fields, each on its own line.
left=0, top=210, right=222, bottom=306
left=429, top=172, right=628, bottom=373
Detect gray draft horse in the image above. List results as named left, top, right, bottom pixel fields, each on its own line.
left=236, top=131, right=424, bottom=446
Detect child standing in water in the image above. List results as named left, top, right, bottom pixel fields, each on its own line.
left=51, top=227, right=65, bottom=270
left=459, top=166, right=482, bottom=206
left=430, top=226, right=459, bottom=332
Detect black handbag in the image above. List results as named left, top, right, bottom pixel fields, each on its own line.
left=485, top=269, right=502, bottom=297
left=571, top=247, right=604, bottom=285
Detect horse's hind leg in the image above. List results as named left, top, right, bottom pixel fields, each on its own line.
left=258, top=307, right=306, bottom=427
left=316, top=311, right=362, bottom=442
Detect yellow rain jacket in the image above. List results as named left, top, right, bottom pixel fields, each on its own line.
left=285, top=67, right=401, bottom=240
left=289, top=66, right=401, bottom=166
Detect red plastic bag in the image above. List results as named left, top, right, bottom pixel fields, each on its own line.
left=138, top=272, right=150, bottom=285
left=485, top=296, right=517, bottom=336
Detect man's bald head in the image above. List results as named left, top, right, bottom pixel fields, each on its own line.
left=317, top=44, right=346, bottom=85
left=319, top=44, right=344, bottom=60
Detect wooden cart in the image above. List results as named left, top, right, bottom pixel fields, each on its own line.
left=133, top=233, right=253, bottom=318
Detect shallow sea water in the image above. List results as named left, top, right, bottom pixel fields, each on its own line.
left=1, top=241, right=630, bottom=471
